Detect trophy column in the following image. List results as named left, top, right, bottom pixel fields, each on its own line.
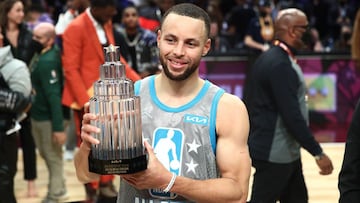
left=88, top=45, right=147, bottom=174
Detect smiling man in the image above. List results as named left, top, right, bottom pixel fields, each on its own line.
left=76, top=3, right=252, bottom=203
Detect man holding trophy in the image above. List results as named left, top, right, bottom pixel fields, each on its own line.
left=75, top=3, right=251, bottom=203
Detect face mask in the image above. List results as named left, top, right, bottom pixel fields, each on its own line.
left=32, top=40, right=43, bottom=53
left=301, top=30, right=313, bottom=49
left=343, top=32, right=351, bottom=41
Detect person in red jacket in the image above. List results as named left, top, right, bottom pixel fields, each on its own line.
left=61, top=0, right=140, bottom=201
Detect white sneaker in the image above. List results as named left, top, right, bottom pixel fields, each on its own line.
left=42, top=190, right=69, bottom=203
left=63, top=150, right=74, bottom=161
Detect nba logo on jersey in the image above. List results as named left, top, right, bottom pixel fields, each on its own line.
left=149, top=127, right=184, bottom=199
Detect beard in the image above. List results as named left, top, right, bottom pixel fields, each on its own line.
left=160, top=56, right=199, bottom=81
left=292, top=37, right=306, bottom=51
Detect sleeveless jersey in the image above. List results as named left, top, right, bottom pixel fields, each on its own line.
left=118, top=75, right=225, bottom=203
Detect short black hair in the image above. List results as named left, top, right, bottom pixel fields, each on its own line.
left=259, top=0, right=271, bottom=7
left=28, top=3, right=44, bottom=13
left=90, top=0, right=116, bottom=8
left=160, top=3, right=210, bottom=39
left=121, top=4, right=138, bottom=17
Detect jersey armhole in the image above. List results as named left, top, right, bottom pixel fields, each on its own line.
left=209, top=88, right=225, bottom=154
left=134, top=80, right=141, bottom=96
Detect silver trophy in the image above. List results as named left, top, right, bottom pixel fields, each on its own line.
left=88, top=44, right=147, bottom=174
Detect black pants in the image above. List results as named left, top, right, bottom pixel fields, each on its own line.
left=19, top=115, right=37, bottom=180
left=0, top=132, right=18, bottom=203
left=250, top=159, right=308, bottom=203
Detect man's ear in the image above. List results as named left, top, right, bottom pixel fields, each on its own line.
left=202, top=38, right=211, bottom=56
left=157, top=30, right=161, bottom=48
left=289, top=27, right=298, bottom=39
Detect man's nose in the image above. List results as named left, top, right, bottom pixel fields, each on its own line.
left=173, top=42, right=185, bottom=56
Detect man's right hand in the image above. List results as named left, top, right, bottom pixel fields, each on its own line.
left=315, top=153, right=334, bottom=175
left=80, top=103, right=100, bottom=150
left=74, top=102, right=101, bottom=183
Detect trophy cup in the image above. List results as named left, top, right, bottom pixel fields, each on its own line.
left=88, top=44, right=147, bottom=174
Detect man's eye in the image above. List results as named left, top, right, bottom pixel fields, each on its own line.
left=166, top=38, right=175, bottom=43
left=187, top=42, right=196, bottom=47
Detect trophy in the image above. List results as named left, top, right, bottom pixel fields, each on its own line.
left=88, top=44, right=147, bottom=174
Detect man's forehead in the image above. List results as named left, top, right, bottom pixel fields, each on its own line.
left=160, top=13, right=208, bottom=39
left=124, top=7, right=137, bottom=13
left=162, top=13, right=204, bottom=28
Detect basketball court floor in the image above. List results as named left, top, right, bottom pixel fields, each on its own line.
left=14, top=143, right=344, bottom=203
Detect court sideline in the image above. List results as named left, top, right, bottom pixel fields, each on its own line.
left=14, top=143, right=344, bottom=203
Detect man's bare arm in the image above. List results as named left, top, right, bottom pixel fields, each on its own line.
left=172, top=93, right=251, bottom=202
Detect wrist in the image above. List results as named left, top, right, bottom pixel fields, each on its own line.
left=162, top=172, right=176, bottom=193
left=262, top=43, right=269, bottom=51
left=80, top=142, right=92, bottom=151
left=314, top=152, right=325, bottom=160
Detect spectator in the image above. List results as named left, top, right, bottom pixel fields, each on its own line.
left=138, top=0, right=175, bottom=32
left=25, top=3, right=54, bottom=31
left=0, top=26, right=32, bottom=203
left=223, top=0, right=256, bottom=49
left=244, top=0, right=274, bottom=54
left=298, top=26, right=325, bottom=53
left=114, top=5, right=160, bottom=78
left=30, top=22, right=69, bottom=203
left=54, top=0, right=90, bottom=161
left=0, top=0, right=38, bottom=198
left=206, top=0, right=223, bottom=28
left=333, top=23, right=352, bottom=52
left=328, top=0, right=357, bottom=44
left=309, top=27, right=325, bottom=52
left=208, top=16, right=230, bottom=54
left=244, top=8, right=334, bottom=202
left=0, top=0, right=37, bottom=64
left=338, top=98, right=360, bottom=202
left=55, top=0, right=89, bottom=36
left=309, top=0, right=331, bottom=41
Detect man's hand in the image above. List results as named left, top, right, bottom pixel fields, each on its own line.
left=53, top=131, right=67, bottom=145
left=80, top=111, right=100, bottom=150
left=121, top=141, right=173, bottom=191
left=315, top=153, right=334, bottom=175
left=74, top=102, right=101, bottom=183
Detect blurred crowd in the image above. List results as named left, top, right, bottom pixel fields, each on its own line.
left=20, top=0, right=360, bottom=55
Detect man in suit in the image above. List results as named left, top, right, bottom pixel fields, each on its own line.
left=61, top=0, right=140, bottom=201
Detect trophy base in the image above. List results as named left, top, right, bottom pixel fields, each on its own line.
left=88, top=154, right=147, bottom=174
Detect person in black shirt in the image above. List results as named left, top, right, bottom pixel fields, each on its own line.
left=245, top=8, right=334, bottom=203
left=338, top=98, right=360, bottom=203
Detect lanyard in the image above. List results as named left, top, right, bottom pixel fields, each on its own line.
left=273, top=40, right=296, bottom=62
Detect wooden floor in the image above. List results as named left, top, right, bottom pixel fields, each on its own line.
left=14, top=143, right=345, bottom=203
